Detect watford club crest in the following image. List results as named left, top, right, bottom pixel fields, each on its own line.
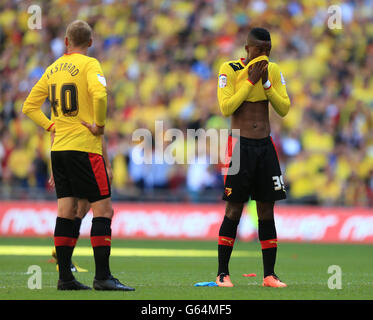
left=224, top=187, right=232, bottom=197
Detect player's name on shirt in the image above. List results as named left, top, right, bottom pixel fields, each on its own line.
left=46, top=62, right=79, bottom=79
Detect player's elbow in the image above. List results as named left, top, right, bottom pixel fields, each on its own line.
left=93, top=91, right=107, bottom=101
left=22, top=103, right=30, bottom=115
left=275, top=99, right=290, bottom=117
left=219, top=102, right=233, bottom=117
left=279, top=104, right=290, bottom=117
left=93, top=95, right=108, bottom=126
left=220, top=109, right=231, bottom=117
left=282, top=99, right=291, bottom=117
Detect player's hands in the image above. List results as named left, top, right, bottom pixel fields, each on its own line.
left=261, top=62, right=269, bottom=84
left=81, top=121, right=105, bottom=136
left=248, top=60, right=267, bottom=84
left=106, top=165, right=113, bottom=185
left=48, top=174, right=55, bottom=188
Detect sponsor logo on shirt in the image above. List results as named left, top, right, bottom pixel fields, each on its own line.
left=218, top=74, right=227, bottom=88
left=97, top=74, right=107, bottom=86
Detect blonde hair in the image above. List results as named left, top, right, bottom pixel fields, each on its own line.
left=66, top=20, right=92, bottom=48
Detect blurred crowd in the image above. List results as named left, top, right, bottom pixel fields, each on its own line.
left=0, top=0, right=372, bottom=206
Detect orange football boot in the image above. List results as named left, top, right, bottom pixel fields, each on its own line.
left=216, top=273, right=234, bottom=287
left=262, top=274, right=287, bottom=288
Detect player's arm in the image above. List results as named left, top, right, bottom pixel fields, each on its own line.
left=48, top=131, right=55, bottom=188
left=217, top=62, right=255, bottom=117
left=22, top=72, right=55, bottom=132
left=262, top=63, right=290, bottom=117
left=82, top=59, right=108, bottom=136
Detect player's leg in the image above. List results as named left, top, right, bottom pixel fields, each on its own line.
left=89, top=197, right=134, bottom=291
left=54, top=197, right=91, bottom=290
left=74, top=199, right=90, bottom=242
left=216, top=201, right=244, bottom=287
left=51, top=151, right=91, bottom=290
left=89, top=197, right=113, bottom=281
left=71, top=199, right=91, bottom=272
left=52, top=199, right=90, bottom=272
left=67, top=151, right=133, bottom=291
left=256, top=201, right=286, bottom=287
left=71, top=151, right=134, bottom=291
left=217, top=135, right=251, bottom=287
left=54, top=197, right=77, bottom=282
left=257, top=201, right=276, bottom=277
left=65, top=151, right=112, bottom=281
left=253, top=137, right=287, bottom=287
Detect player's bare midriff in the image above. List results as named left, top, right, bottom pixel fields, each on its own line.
left=231, top=100, right=270, bottom=139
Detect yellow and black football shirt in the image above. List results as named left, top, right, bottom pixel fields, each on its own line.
left=217, top=55, right=290, bottom=117
left=23, top=53, right=107, bottom=155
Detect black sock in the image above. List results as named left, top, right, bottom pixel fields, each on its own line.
left=70, top=217, right=82, bottom=265
left=72, top=217, right=82, bottom=239
left=54, top=217, right=76, bottom=281
left=91, top=217, right=112, bottom=280
left=258, top=219, right=277, bottom=277
left=217, top=215, right=239, bottom=275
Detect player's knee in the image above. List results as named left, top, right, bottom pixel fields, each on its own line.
left=57, top=198, right=78, bottom=219
left=76, top=200, right=91, bottom=219
left=256, top=201, right=274, bottom=220
left=94, top=207, right=113, bottom=219
left=225, top=202, right=244, bottom=221
left=92, top=206, right=114, bottom=219
left=91, top=201, right=114, bottom=219
left=58, top=208, right=77, bottom=219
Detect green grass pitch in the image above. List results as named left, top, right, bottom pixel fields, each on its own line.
left=0, top=237, right=372, bottom=300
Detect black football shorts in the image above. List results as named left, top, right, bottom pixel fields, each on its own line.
left=51, top=150, right=111, bottom=203
left=222, top=135, right=286, bottom=203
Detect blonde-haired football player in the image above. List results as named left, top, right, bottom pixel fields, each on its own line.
left=23, top=20, right=134, bottom=291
